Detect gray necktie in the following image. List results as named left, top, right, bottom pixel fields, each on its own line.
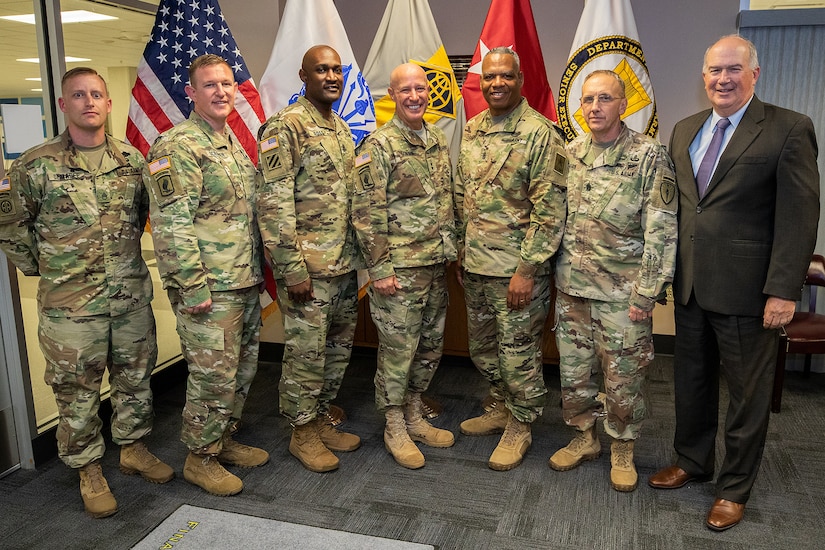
left=696, top=117, right=731, bottom=198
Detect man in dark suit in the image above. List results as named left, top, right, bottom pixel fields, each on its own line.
left=648, top=35, right=820, bottom=531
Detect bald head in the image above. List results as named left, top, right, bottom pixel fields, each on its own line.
left=299, top=45, right=343, bottom=114
left=390, top=63, right=426, bottom=89
left=301, top=45, right=339, bottom=73
left=388, top=63, right=429, bottom=130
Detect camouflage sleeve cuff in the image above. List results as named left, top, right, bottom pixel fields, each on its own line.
left=516, top=261, right=538, bottom=279
left=182, top=285, right=212, bottom=309
left=283, top=268, right=310, bottom=288
left=369, top=263, right=395, bottom=281
left=630, top=288, right=656, bottom=312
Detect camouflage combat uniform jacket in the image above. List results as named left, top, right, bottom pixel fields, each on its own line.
left=146, top=112, right=263, bottom=308
left=556, top=123, right=678, bottom=310
left=257, top=96, right=361, bottom=286
left=455, top=98, right=568, bottom=279
left=352, top=115, right=457, bottom=280
left=0, top=131, right=152, bottom=317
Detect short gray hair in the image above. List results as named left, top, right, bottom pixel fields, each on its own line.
left=703, top=35, right=759, bottom=72
left=583, top=70, right=626, bottom=98
left=485, top=46, right=520, bottom=72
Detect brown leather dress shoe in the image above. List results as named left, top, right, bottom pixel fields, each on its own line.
left=648, top=465, right=711, bottom=489
left=706, top=498, right=745, bottom=531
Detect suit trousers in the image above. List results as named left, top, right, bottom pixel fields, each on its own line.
left=673, top=295, right=778, bottom=503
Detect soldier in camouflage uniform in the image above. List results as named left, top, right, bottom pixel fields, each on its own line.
left=0, top=68, right=173, bottom=518
left=455, top=48, right=568, bottom=471
left=351, top=63, right=457, bottom=469
left=548, top=70, right=677, bottom=493
left=146, top=55, right=269, bottom=497
left=256, top=45, right=362, bottom=473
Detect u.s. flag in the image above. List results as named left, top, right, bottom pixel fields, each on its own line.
left=126, top=0, right=266, bottom=163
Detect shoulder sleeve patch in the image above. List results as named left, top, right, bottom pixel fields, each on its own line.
left=659, top=175, right=677, bottom=206
left=353, top=151, right=377, bottom=193
left=259, top=135, right=289, bottom=181
left=147, top=155, right=183, bottom=208
left=0, top=193, right=19, bottom=222
left=0, top=178, right=21, bottom=222
left=553, top=152, right=568, bottom=176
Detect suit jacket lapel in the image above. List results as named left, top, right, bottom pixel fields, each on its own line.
left=674, top=111, right=709, bottom=202
left=705, top=97, right=765, bottom=196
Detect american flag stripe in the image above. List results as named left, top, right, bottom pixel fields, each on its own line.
left=127, top=0, right=274, bottom=298
left=126, top=0, right=265, bottom=164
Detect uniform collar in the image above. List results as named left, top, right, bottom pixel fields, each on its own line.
left=61, top=130, right=128, bottom=171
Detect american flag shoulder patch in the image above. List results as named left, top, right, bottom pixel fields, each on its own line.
left=259, top=136, right=279, bottom=153
left=148, top=156, right=172, bottom=175
left=355, top=152, right=372, bottom=168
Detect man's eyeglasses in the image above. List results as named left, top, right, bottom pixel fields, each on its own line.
left=581, top=94, right=621, bottom=105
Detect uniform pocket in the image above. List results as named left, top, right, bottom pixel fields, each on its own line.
left=176, top=314, right=225, bottom=351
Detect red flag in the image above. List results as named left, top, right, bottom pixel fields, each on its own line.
left=461, top=0, right=557, bottom=122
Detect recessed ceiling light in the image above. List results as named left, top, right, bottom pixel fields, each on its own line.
left=1, top=10, right=118, bottom=25
left=17, top=57, right=91, bottom=63
left=31, top=88, right=43, bottom=92
left=25, top=78, right=42, bottom=82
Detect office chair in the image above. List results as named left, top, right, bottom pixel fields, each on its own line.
left=772, top=254, right=825, bottom=413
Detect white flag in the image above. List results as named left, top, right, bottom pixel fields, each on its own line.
left=258, top=0, right=375, bottom=145
left=556, top=0, right=658, bottom=142
left=363, top=0, right=465, bottom=165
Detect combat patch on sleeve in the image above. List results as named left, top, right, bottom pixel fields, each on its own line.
left=148, top=155, right=183, bottom=208
left=355, top=151, right=375, bottom=192
left=259, top=136, right=288, bottom=181
left=553, top=152, right=568, bottom=176
left=0, top=177, right=10, bottom=192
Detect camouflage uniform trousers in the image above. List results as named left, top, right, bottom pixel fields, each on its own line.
left=369, top=264, right=448, bottom=411
left=555, top=290, right=654, bottom=440
left=38, top=305, right=158, bottom=469
left=278, top=271, right=358, bottom=426
left=169, top=286, right=261, bottom=455
left=463, top=272, right=549, bottom=423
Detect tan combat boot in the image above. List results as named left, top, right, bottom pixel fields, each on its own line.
left=119, top=440, right=175, bottom=483
left=217, top=435, right=270, bottom=468
left=384, top=406, right=425, bottom=469
left=79, top=461, right=118, bottom=518
left=459, top=400, right=509, bottom=436
left=488, top=412, right=532, bottom=471
left=404, top=393, right=454, bottom=448
left=316, top=418, right=361, bottom=452
left=548, top=426, right=601, bottom=471
left=610, top=439, right=638, bottom=492
left=183, top=453, right=243, bottom=496
left=289, top=421, right=339, bottom=472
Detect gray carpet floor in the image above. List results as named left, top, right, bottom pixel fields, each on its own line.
left=1, top=348, right=824, bottom=550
